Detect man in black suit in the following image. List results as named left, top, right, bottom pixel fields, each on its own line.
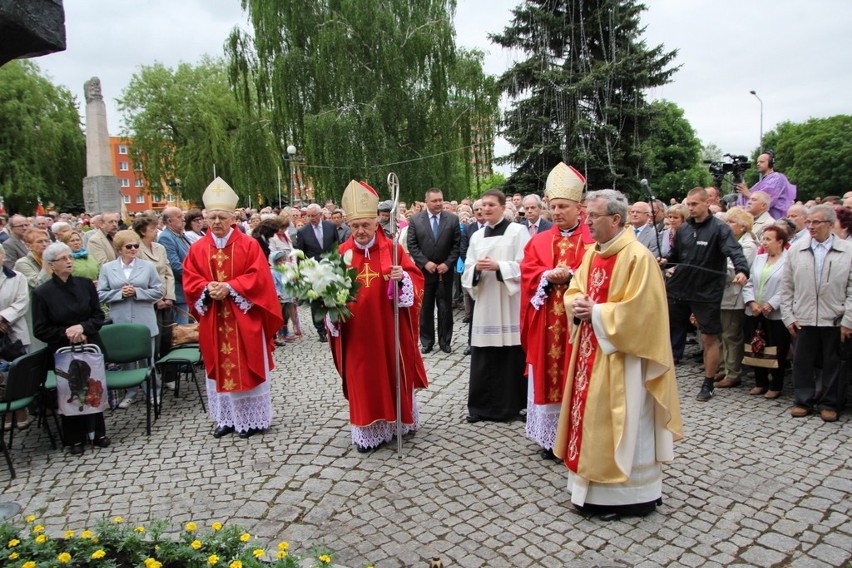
left=407, top=188, right=461, bottom=354
left=519, top=194, right=552, bottom=236
left=296, top=203, right=339, bottom=342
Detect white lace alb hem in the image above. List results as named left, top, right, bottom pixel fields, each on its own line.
left=525, top=398, right=561, bottom=450
left=351, top=396, right=420, bottom=449
left=206, top=378, right=273, bottom=432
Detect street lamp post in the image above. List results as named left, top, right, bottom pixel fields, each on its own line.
left=749, top=90, right=764, bottom=180
left=287, top=145, right=297, bottom=207
left=749, top=90, right=763, bottom=154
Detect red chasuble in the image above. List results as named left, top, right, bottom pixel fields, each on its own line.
left=520, top=224, right=594, bottom=404
left=183, top=228, right=283, bottom=393
left=329, top=230, right=428, bottom=427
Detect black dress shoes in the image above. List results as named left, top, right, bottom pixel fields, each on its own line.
left=440, top=345, right=451, bottom=354
left=356, top=444, right=372, bottom=453
left=93, top=436, right=111, bottom=448
left=421, top=345, right=433, bottom=354
left=465, top=414, right=484, bottom=423
left=463, top=346, right=471, bottom=356
left=238, top=428, right=262, bottom=439
left=462, top=315, right=471, bottom=323
left=539, top=448, right=559, bottom=461
left=68, top=443, right=85, bottom=456
left=318, top=334, right=328, bottom=343
left=213, top=425, right=235, bottom=438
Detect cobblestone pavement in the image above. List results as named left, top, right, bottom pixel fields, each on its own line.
left=2, top=307, right=850, bottom=567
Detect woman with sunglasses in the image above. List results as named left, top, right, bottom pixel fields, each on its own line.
left=97, top=230, right=164, bottom=409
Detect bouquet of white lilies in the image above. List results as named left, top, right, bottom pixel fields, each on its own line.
left=276, top=246, right=361, bottom=324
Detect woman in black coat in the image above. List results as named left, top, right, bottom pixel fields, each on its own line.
left=32, top=242, right=108, bottom=455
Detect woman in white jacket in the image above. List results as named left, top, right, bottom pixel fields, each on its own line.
left=742, top=225, right=790, bottom=399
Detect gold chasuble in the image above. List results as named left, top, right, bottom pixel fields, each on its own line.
left=554, top=229, right=682, bottom=490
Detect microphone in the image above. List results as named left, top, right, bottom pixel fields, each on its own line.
left=640, top=179, right=655, bottom=201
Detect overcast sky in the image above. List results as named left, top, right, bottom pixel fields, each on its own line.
left=34, top=0, right=852, bottom=177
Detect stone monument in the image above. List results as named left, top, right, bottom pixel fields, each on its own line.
left=82, top=77, right=121, bottom=213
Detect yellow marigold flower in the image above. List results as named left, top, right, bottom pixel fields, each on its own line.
left=113, top=516, right=123, bottom=524
left=135, top=526, right=145, bottom=533
left=23, top=561, right=36, bottom=568
left=211, top=522, right=223, bottom=531
left=144, top=558, right=163, bottom=568
left=8, top=552, right=19, bottom=560
left=276, top=551, right=288, bottom=559
left=8, top=539, right=20, bottom=547
left=185, top=522, right=198, bottom=532
left=35, top=534, right=48, bottom=544
left=277, top=541, right=290, bottom=551
left=91, top=549, right=107, bottom=559
left=318, top=554, right=332, bottom=564
left=58, top=552, right=72, bottom=563
left=208, top=554, right=219, bottom=566
left=239, top=532, right=250, bottom=542
left=64, top=530, right=75, bottom=539
left=33, top=525, right=45, bottom=533
left=229, top=561, right=243, bottom=568
left=191, top=540, right=203, bottom=550
left=81, top=530, right=94, bottom=539
left=25, top=515, right=36, bottom=523
left=252, top=549, right=264, bottom=558
left=92, top=536, right=100, bottom=543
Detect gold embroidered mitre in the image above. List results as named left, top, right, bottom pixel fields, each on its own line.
left=202, top=177, right=239, bottom=212
left=341, top=180, right=379, bottom=221
left=545, top=162, right=585, bottom=202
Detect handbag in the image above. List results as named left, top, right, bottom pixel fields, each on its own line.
left=167, top=306, right=199, bottom=346
left=0, top=331, right=25, bottom=362
left=742, top=318, right=779, bottom=369
left=54, top=344, right=109, bottom=416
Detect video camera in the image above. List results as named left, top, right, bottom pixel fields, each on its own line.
left=704, top=154, right=751, bottom=203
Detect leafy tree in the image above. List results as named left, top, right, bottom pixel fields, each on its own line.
left=639, top=100, right=707, bottom=201
left=226, top=0, right=499, bottom=205
left=117, top=57, right=277, bottom=205
left=752, top=116, right=852, bottom=200
left=0, top=60, right=85, bottom=214
left=492, top=0, right=678, bottom=197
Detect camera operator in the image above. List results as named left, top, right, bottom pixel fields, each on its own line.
left=734, top=152, right=797, bottom=221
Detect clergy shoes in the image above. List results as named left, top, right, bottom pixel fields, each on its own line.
left=213, top=425, right=235, bottom=438
left=421, top=345, right=433, bottom=354
left=238, top=428, right=263, bottom=439
left=465, top=414, right=484, bottom=423
left=440, top=345, right=451, bottom=354
left=463, top=346, right=471, bottom=356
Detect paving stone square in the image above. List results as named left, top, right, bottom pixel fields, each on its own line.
left=1, top=307, right=849, bottom=567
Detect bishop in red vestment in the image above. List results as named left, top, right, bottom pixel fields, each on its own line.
left=329, top=180, right=428, bottom=453
left=520, top=162, right=593, bottom=459
left=183, top=177, right=283, bottom=439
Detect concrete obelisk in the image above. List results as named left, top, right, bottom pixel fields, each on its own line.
left=81, top=77, right=121, bottom=213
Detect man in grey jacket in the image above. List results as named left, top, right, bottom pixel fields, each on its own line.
left=781, top=205, right=852, bottom=423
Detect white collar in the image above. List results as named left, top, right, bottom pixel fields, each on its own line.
left=213, top=228, right=234, bottom=249
left=354, top=235, right=377, bottom=258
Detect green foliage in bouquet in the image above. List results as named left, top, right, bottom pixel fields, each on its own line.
left=275, top=245, right=361, bottom=324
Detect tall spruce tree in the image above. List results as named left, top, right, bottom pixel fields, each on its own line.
left=493, top=0, right=678, bottom=196
left=226, top=0, right=498, bottom=203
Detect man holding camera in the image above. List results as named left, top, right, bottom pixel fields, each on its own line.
left=734, top=152, right=796, bottom=220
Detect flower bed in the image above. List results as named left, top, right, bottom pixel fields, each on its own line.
left=0, top=515, right=358, bottom=568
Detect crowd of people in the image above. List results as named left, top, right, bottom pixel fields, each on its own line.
left=0, top=153, right=849, bottom=519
